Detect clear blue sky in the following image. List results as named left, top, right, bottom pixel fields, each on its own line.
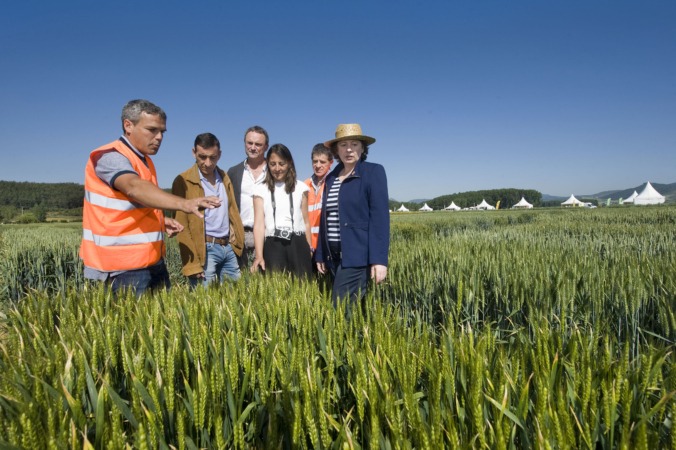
left=1, top=0, right=674, bottom=201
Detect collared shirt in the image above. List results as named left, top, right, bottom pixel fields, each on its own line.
left=309, top=174, right=326, bottom=194
left=239, top=160, right=266, bottom=228
left=200, top=170, right=230, bottom=238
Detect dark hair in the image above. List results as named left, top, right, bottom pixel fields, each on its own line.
left=330, top=140, right=369, bottom=162
left=244, top=125, right=269, bottom=147
left=311, top=143, right=333, bottom=160
left=194, top=132, right=220, bottom=150
left=265, top=144, right=296, bottom=194
left=121, top=99, right=166, bottom=132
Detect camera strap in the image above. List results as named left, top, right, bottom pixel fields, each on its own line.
left=271, top=189, right=294, bottom=231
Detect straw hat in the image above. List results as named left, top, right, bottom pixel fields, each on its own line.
left=324, top=123, right=376, bottom=147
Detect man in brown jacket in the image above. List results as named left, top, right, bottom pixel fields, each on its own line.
left=172, top=133, right=245, bottom=287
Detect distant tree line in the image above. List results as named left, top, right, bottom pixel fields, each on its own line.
left=390, top=188, right=543, bottom=211
left=430, top=189, right=542, bottom=209
left=0, top=181, right=84, bottom=209
left=0, top=181, right=84, bottom=223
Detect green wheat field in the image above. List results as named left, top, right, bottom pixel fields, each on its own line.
left=1, top=206, right=674, bottom=449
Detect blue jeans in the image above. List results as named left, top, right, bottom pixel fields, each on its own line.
left=190, top=242, right=241, bottom=289
left=109, top=260, right=170, bottom=298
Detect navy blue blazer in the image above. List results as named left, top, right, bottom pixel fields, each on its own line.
left=315, top=159, right=390, bottom=268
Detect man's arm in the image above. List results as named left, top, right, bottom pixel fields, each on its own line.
left=114, top=173, right=220, bottom=217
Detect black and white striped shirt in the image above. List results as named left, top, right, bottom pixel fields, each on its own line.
left=325, top=178, right=342, bottom=243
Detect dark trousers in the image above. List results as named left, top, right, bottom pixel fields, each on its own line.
left=263, top=234, right=312, bottom=278
left=330, top=262, right=370, bottom=305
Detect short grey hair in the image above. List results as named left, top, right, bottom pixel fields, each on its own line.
left=121, top=99, right=166, bottom=131
left=244, top=125, right=269, bottom=147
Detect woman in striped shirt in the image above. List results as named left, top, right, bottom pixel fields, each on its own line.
left=315, top=124, right=390, bottom=305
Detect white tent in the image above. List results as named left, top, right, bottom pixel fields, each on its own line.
left=444, top=201, right=461, bottom=211
left=396, top=204, right=410, bottom=212
left=477, top=199, right=496, bottom=210
left=419, top=203, right=433, bottom=211
left=512, top=197, right=533, bottom=209
left=561, top=195, right=583, bottom=207
left=634, top=182, right=665, bottom=205
left=622, top=191, right=639, bottom=204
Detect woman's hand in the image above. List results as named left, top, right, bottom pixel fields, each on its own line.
left=250, top=257, right=265, bottom=273
left=316, top=262, right=326, bottom=275
left=370, top=264, right=387, bottom=284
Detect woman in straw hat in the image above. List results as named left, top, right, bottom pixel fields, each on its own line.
left=315, top=124, right=390, bottom=304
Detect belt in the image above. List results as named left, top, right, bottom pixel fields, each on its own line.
left=243, top=226, right=254, bottom=232
left=205, top=234, right=229, bottom=245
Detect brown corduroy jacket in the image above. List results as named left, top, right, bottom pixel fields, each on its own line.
left=171, top=165, right=244, bottom=277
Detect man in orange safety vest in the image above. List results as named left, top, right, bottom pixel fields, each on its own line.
left=80, top=99, right=221, bottom=297
left=303, top=143, right=334, bottom=256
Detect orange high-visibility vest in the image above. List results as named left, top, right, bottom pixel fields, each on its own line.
left=80, top=140, right=165, bottom=272
left=304, top=178, right=325, bottom=250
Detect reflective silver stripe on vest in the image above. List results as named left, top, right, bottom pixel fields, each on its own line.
left=83, top=229, right=163, bottom=246
left=85, top=191, right=138, bottom=211
left=308, top=203, right=322, bottom=212
left=311, top=226, right=320, bottom=234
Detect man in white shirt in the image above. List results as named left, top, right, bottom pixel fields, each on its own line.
left=227, top=126, right=268, bottom=269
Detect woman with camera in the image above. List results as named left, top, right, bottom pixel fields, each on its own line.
left=250, top=144, right=313, bottom=277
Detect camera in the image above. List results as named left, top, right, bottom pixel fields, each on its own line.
left=272, top=227, right=292, bottom=240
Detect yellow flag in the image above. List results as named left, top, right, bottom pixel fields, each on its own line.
left=496, top=200, right=501, bottom=210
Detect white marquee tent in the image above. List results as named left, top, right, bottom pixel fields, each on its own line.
left=477, top=199, right=496, bottom=210
left=419, top=203, right=433, bottom=211
left=512, top=197, right=533, bottom=209
left=622, top=191, right=639, bottom=204
left=634, top=182, right=665, bottom=205
left=561, top=195, right=583, bottom=207
left=444, top=201, right=461, bottom=211
left=396, top=204, right=410, bottom=212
